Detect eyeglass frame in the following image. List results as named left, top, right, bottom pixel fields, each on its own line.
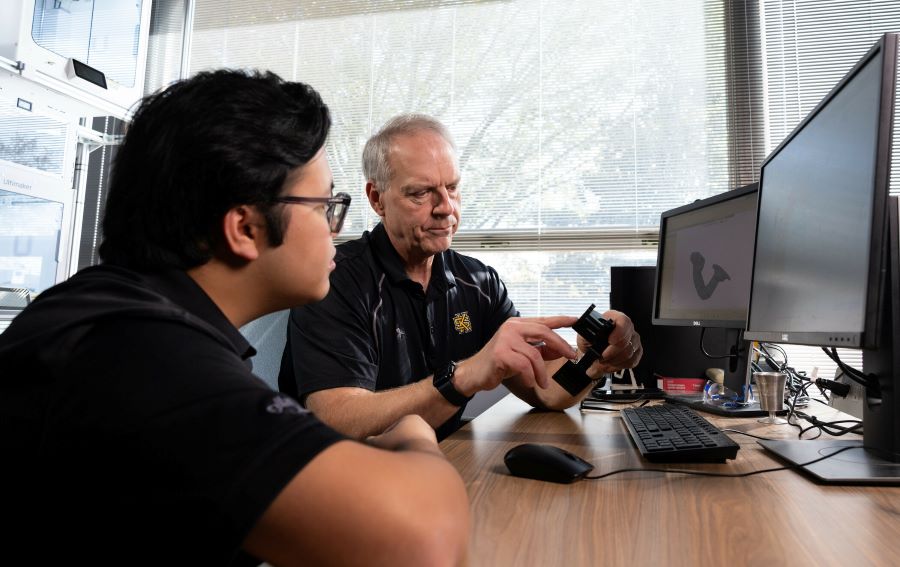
left=273, top=192, right=352, bottom=234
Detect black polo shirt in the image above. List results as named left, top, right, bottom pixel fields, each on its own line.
left=279, top=223, right=518, bottom=438
left=0, top=265, right=345, bottom=566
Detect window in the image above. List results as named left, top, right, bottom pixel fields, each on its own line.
left=0, top=106, right=70, bottom=175
left=169, top=0, right=897, bottom=378
left=0, top=103, right=75, bottom=312
left=188, top=0, right=736, bottom=337
left=31, top=0, right=147, bottom=88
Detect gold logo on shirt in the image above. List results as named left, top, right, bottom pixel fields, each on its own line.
left=453, top=311, right=473, bottom=334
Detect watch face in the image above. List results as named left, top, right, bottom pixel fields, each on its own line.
left=439, top=362, right=456, bottom=384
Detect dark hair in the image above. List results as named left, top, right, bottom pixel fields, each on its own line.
left=99, top=69, right=331, bottom=270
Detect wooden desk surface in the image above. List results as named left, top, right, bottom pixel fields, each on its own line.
left=440, top=395, right=900, bottom=566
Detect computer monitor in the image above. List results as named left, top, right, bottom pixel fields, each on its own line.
left=746, top=33, right=900, bottom=484
left=653, top=184, right=758, bottom=329
left=652, top=183, right=761, bottom=415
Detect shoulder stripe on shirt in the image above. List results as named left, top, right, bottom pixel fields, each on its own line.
left=454, top=275, right=493, bottom=305
left=372, top=273, right=386, bottom=355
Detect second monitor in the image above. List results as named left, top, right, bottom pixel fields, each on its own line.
left=653, top=183, right=761, bottom=415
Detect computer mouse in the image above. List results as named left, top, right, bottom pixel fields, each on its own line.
left=503, top=443, right=595, bottom=484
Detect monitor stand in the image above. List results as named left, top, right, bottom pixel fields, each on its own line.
left=757, top=197, right=900, bottom=485
left=757, top=439, right=900, bottom=484
left=664, top=394, right=776, bottom=418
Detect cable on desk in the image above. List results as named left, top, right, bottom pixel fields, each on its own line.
left=784, top=379, right=816, bottom=425
left=776, top=378, right=863, bottom=439
left=750, top=343, right=814, bottom=409
left=719, top=413, right=861, bottom=442
left=583, top=445, right=857, bottom=480
left=793, top=412, right=863, bottom=437
left=720, top=429, right=776, bottom=441
left=755, top=342, right=787, bottom=370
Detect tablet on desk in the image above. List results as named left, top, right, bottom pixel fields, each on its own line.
left=581, top=387, right=666, bottom=411
left=588, top=387, right=666, bottom=401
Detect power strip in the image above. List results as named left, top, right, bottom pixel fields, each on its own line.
left=829, top=367, right=864, bottom=419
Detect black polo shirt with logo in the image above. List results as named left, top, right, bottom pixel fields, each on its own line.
left=279, top=223, right=519, bottom=438
left=0, top=265, right=345, bottom=565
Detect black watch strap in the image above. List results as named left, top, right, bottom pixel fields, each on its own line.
left=433, top=361, right=473, bottom=407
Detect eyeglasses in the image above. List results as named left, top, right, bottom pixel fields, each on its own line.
left=274, top=192, right=352, bottom=234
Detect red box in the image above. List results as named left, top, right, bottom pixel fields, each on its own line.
left=656, top=376, right=706, bottom=393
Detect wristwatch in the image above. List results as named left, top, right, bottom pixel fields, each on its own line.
left=433, top=361, right=473, bottom=407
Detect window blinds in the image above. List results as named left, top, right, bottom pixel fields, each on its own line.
left=188, top=0, right=734, bottom=243
left=185, top=0, right=734, bottom=346
left=177, top=0, right=897, bottom=374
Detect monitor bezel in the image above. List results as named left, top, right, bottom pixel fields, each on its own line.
left=744, top=33, right=898, bottom=349
left=651, top=182, right=759, bottom=329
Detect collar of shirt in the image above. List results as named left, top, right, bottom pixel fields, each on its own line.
left=144, top=269, right=256, bottom=361
left=370, top=223, right=457, bottom=294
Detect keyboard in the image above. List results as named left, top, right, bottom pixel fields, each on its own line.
left=621, top=404, right=740, bottom=462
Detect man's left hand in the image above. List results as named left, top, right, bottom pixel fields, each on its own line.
left=576, top=310, right=642, bottom=377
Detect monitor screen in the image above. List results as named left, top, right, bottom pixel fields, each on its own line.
left=746, top=48, right=884, bottom=348
left=653, top=184, right=758, bottom=328
left=746, top=33, right=900, bottom=483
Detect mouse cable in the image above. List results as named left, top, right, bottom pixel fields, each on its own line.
left=719, top=429, right=775, bottom=441
left=583, top=445, right=857, bottom=480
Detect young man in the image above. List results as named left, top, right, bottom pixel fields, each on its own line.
left=279, top=114, right=644, bottom=440
left=0, top=73, right=468, bottom=566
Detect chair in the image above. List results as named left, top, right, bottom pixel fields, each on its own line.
left=239, top=309, right=290, bottom=390
left=239, top=307, right=509, bottom=421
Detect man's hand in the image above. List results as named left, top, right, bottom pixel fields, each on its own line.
left=366, top=415, right=443, bottom=456
left=577, top=309, right=643, bottom=378
left=453, top=316, right=578, bottom=396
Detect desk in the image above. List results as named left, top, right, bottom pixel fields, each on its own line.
left=440, top=395, right=900, bottom=566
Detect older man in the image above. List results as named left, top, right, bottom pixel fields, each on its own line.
left=279, top=113, right=643, bottom=439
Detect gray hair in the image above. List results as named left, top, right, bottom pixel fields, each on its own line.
left=362, top=113, right=457, bottom=190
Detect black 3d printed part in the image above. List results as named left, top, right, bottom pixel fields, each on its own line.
left=552, top=304, right=615, bottom=395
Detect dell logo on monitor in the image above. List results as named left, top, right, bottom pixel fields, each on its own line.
left=692, top=321, right=701, bottom=326
left=781, top=333, right=789, bottom=341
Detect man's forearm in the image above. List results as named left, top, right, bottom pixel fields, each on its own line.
left=306, top=380, right=464, bottom=439
left=503, top=357, right=594, bottom=411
